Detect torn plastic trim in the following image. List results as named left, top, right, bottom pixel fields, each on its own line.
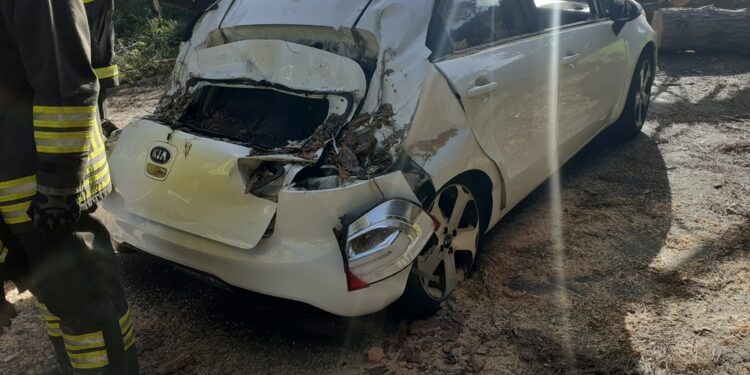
left=343, top=199, right=434, bottom=287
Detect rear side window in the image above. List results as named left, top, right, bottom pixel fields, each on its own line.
left=432, top=0, right=536, bottom=54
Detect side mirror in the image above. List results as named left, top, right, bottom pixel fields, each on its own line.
left=611, top=0, right=642, bottom=35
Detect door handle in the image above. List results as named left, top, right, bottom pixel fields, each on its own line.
left=467, top=82, right=498, bottom=98
left=561, top=53, right=581, bottom=65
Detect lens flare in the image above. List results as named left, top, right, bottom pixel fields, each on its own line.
left=545, top=6, right=576, bottom=371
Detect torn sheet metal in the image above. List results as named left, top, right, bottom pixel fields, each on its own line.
left=195, top=39, right=367, bottom=102
left=156, top=0, right=437, bottom=180
left=217, top=0, right=371, bottom=31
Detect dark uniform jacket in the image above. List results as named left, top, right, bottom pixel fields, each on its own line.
left=84, top=0, right=119, bottom=89
left=0, top=0, right=112, bottom=233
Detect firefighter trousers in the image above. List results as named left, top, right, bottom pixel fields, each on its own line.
left=0, top=214, right=138, bottom=374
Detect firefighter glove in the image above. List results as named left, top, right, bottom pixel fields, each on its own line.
left=28, top=193, right=81, bottom=233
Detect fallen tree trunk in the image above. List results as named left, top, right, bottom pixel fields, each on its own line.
left=652, top=7, right=750, bottom=54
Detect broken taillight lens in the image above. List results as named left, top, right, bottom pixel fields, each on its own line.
left=346, top=270, right=370, bottom=291
left=343, top=200, right=434, bottom=288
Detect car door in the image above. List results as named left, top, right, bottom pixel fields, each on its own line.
left=431, top=0, right=557, bottom=206
left=547, top=0, right=628, bottom=158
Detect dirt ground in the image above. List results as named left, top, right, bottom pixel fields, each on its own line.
left=2, top=54, right=749, bottom=375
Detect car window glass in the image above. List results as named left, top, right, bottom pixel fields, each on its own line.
left=597, top=0, right=614, bottom=18
left=435, top=0, right=535, bottom=53
left=533, top=0, right=597, bottom=28
left=598, top=0, right=630, bottom=19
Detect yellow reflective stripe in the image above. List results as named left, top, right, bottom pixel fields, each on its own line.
left=63, top=330, right=106, bottom=352
left=33, top=106, right=97, bottom=129
left=68, top=349, right=109, bottom=370
left=88, top=133, right=106, bottom=158
left=118, top=309, right=132, bottom=328
left=33, top=119, right=97, bottom=129
left=4, top=216, right=31, bottom=225
left=33, top=106, right=96, bottom=115
left=47, top=322, right=63, bottom=337
left=78, top=173, right=111, bottom=205
left=0, top=200, right=32, bottom=225
left=120, top=309, right=135, bottom=350
left=44, top=305, right=63, bottom=337
left=36, top=145, right=90, bottom=154
left=63, top=331, right=105, bottom=344
left=0, top=201, right=30, bottom=213
left=65, top=340, right=106, bottom=351
left=0, top=175, right=36, bottom=202
left=34, top=131, right=91, bottom=140
left=0, top=246, right=7, bottom=263
left=45, top=314, right=60, bottom=322
left=94, top=65, right=119, bottom=80
left=87, top=164, right=110, bottom=187
left=82, top=0, right=95, bottom=3
left=0, top=189, right=35, bottom=203
left=88, top=151, right=108, bottom=174
left=0, top=175, right=35, bottom=190
left=123, top=329, right=135, bottom=351
left=34, top=130, right=92, bottom=154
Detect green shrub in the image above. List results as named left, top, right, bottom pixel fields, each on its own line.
left=114, top=1, right=191, bottom=83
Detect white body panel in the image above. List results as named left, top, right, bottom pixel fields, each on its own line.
left=104, top=0, right=657, bottom=316
left=556, top=21, right=628, bottom=159
left=109, top=120, right=276, bottom=249
left=107, top=122, right=421, bottom=316
left=436, top=34, right=556, bottom=208
left=217, top=0, right=370, bottom=30
left=195, top=40, right=368, bottom=102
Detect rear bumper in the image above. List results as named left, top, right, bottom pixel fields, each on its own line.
left=102, top=172, right=420, bottom=317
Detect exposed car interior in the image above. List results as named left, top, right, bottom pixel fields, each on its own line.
left=179, top=86, right=331, bottom=148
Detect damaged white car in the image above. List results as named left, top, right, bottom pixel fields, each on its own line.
left=104, top=0, right=656, bottom=316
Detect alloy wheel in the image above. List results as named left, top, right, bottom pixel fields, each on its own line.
left=414, top=184, right=480, bottom=301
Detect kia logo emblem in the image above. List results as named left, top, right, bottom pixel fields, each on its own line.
left=150, top=147, right=172, bottom=164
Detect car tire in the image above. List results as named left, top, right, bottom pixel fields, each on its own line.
left=394, top=177, right=483, bottom=318
left=613, top=49, right=655, bottom=140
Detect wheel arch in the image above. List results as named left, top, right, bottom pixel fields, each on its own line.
left=401, top=66, right=506, bottom=234
left=446, top=170, right=495, bottom=234
left=642, top=41, right=657, bottom=65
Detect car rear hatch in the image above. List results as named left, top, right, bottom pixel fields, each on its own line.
left=109, top=39, right=370, bottom=249
left=217, top=0, right=372, bottom=30
left=107, top=120, right=276, bottom=249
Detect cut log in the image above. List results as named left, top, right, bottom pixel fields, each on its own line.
left=652, top=7, right=750, bottom=54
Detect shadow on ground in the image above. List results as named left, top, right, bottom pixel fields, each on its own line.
left=457, top=128, right=673, bottom=373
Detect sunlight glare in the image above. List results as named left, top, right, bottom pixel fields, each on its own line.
left=545, top=7, right=576, bottom=371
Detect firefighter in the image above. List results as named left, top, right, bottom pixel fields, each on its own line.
left=0, top=0, right=138, bottom=373
left=84, top=0, right=119, bottom=137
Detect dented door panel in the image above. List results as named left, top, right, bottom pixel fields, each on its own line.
left=436, top=35, right=556, bottom=207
